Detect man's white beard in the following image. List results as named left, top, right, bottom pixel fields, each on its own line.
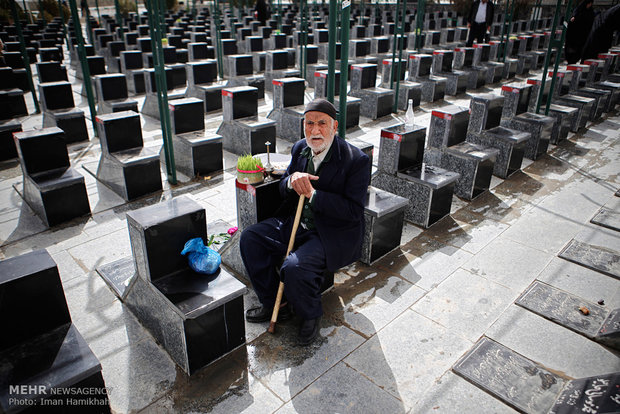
left=307, top=135, right=329, bottom=154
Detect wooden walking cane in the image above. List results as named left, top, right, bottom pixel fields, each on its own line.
left=268, top=194, right=305, bottom=334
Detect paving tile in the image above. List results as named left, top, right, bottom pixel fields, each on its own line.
left=67, top=228, right=131, bottom=271
left=423, top=210, right=509, bottom=254
left=247, top=319, right=365, bottom=402
left=323, top=264, right=425, bottom=338
left=461, top=236, right=553, bottom=291
left=344, top=309, right=472, bottom=410
left=277, top=362, right=406, bottom=413
left=486, top=305, right=620, bottom=379
left=537, top=257, right=620, bottom=309
left=414, top=371, right=518, bottom=414
left=501, top=204, right=584, bottom=254
left=410, top=268, right=518, bottom=342
left=100, top=337, right=177, bottom=414
left=375, top=241, right=473, bottom=291
left=145, top=352, right=284, bottom=414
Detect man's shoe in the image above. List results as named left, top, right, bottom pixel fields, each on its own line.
left=245, top=304, right=291, bottom=323
left=298, top=316, right=321, bottom=346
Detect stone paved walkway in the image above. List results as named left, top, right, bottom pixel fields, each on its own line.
left=1, top=55, right=619, bottom=413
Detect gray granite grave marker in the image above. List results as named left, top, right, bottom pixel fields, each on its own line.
left=453, top=337, right=566, bottom=414
left=516, top=281, right=608, bottom=338
left=559, top=239, right=620, bottom=280
left=591, top=208, right=620, bottom=232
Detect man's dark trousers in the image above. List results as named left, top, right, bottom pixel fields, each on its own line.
left=240, top=216, right=327, bottom=321
left=467, top=22, right=487, bottom=47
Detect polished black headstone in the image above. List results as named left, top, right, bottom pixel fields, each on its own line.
left=96, top=73, right=129, bottom=101
left=268, top=50, right=288, bottom=71
left=222, top=86, right=258, bottom=121
left=453, top=337, right=565, bottom=413
left=559, top=239, right=620, bottom=280
left=273, top=77, right=304, bottom=108
left=39, top=81, right=75, bottom=111
left=0, top=250, right=71, bottom=350
left=0, top=120, right=21, bottom=161
left=170, top=97, right=204, bottom=134
left=36, top=61, right=68, bottom=83
left=14, top=127, right=70, bottom=176
left=120, top=50, right=144, bottom=71
left=549, top=373, right=620, bottom=414
left=187, top=60, right=217, bottom=85
left=96, top=110, right=143, bottom=154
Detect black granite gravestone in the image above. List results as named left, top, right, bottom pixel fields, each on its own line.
left=372, top=124, right=460, bottom=228
left=14, top=127, right=91, bottom=226
left=267, top=77, right=306, bottom=142
left=95, top=73, right=139, bottom=114
left=427, top=106, right=498, bottom=200
left=95, top=111, right=162, bottom=201
left=0, top=120, right=21, bottom=161
left=349, top=64, right=394, bottom=120
left=0, top=250, right=109, bottom=413
left=36, top=61, right=68, bottom=83
left=218, top=86, right=277, bottom=154
left=549, top=373, right=620, bottom=414
left=39, top=81, right=89, bottom=144
left=121, top=196, right=247, bottom=375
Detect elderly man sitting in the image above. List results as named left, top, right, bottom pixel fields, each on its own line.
left=240, top=99, right=371, bottom=346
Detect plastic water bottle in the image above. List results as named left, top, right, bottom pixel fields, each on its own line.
left=405, top=99, right=415, bottom=128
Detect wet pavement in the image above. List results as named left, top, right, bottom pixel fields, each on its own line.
left=1, top=54, right=619, bottom=414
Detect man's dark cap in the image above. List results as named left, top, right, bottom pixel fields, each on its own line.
left=304, top=98, right=338, bottom=120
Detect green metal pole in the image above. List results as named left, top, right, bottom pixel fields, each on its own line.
left=278, top=0, right=282, bottom=31
left=389, top=0, right=400, bottom=90
left=146, top=0, right=177, bottom=184
left=327, top=0, right=337, bottom=103
left=114, top=0, right=124, bottom=41
left=337, top=0, right=349, bottom=138
left=415, top=0, right=425, bottom=52
left=38, top=0, right=46, bottom=23
left=213, top=0, right=224, bottom=78
left=83, top=0, right=94, bottom=45
left=93, top=0, right=100, bottom=22
left=392, top=0, right=405, bottom=112
left=22, top=0, right=34, bottom=24
left=68, top=0, right=97, bottom=136
left=57, top=0, right=70, bottom=49
left=498, top=0, right=515, bottom=63
left=301, top=0, right=308, bottom=79
left=10, top=0, right=40, bottom=114
left=135, top=0, right=139, bottom=14
left=537, top=0, right=573, bottom=115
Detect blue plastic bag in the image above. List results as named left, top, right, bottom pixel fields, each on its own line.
left=181, top=238, right=221, bottom=275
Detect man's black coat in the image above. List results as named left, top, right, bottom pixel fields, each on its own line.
left=277, top=136, right=370, bottom=272
left=468, top=0, right=495, bottom=27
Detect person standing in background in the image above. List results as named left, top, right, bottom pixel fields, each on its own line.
left=466, top=0, right=494, bottom=47
left=565, top=0, right=595, bottom=64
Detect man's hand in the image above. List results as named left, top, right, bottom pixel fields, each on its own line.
left=467, top=22, right=471, bottom=28
left=290, top=172, right=318, bottom=199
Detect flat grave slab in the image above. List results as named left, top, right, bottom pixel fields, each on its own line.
left=516, top=281, right=608, bottom=338
left=548, top=372, right=620, bottom=414
left=591, top=207, right=620, bottom=232
left=453, top=337, right=566, bottom=414
left=96, top=256, right=135, bottom=300
left=559, top=239, right=620, bottom=280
